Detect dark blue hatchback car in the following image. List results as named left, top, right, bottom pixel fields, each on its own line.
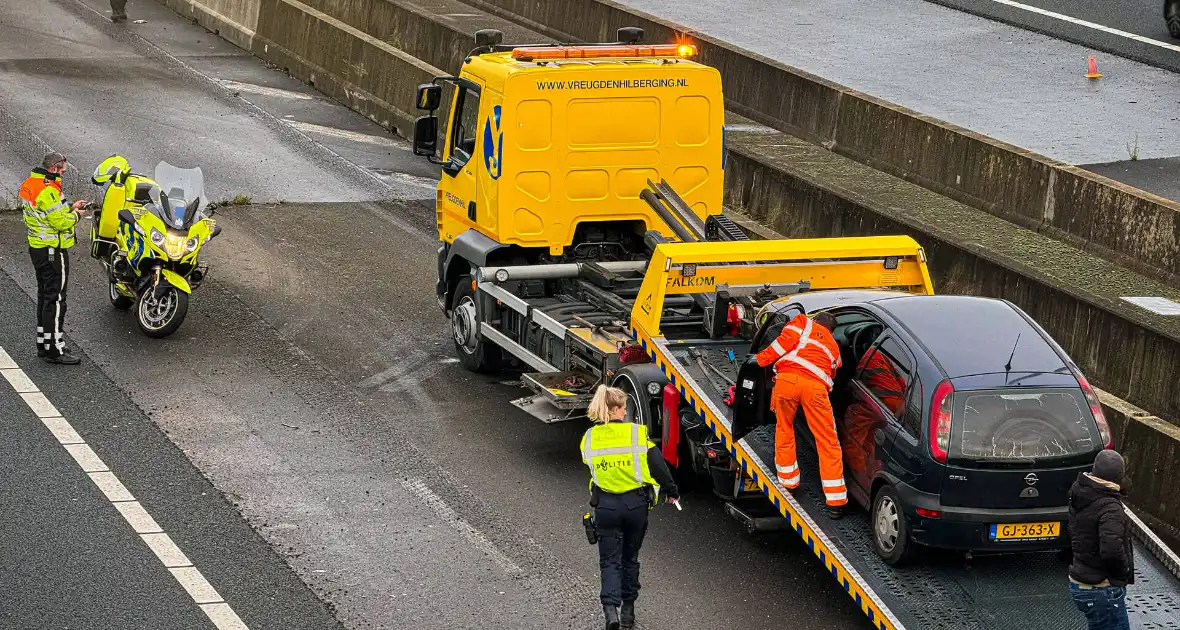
left=747, top=291, right=1112, bottom=565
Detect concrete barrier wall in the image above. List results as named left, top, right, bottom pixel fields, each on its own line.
left=463, top=0, right=1180, bottom=288
left=157, top=0, right=262, bottom=50
left=162, top=0, right=446, bottom=139
left=252, top=0, right=449, bottom=138
left=1102, top=393, right=1180, bottom=549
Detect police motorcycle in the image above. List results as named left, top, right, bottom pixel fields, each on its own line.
left=92, top=161, right=221, bottom=338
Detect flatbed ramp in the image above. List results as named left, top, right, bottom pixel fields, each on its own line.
left=649, top=339, right=1180, bottom=630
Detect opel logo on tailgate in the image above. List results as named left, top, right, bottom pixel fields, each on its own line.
left=1024, top=473, right=1039, bottom=486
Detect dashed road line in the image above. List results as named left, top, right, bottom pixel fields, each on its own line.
left=0, top=345, right=252, bottom=630
left=982, top=0, right=1180, bottom=53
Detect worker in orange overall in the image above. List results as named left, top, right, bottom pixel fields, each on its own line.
left=756, top=311, right=847, bottom=519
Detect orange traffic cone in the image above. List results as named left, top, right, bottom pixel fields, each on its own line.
left=1085, top=55, right=1103, bottom=79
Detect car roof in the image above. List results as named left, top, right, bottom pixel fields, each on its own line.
left=870, top=295, right=1071, bottom=379
left=790, top=289, right=914, bottom=312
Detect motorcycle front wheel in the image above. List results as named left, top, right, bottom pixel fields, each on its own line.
left=136, top=286, right=189, bottom=338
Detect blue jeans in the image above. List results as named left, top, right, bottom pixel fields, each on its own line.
left=1069, top=583, right=1130, bottom=630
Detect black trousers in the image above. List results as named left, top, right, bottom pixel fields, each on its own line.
left=595, top=489, right=650, bottom=607
left=29, top=246, right=70, bottom=357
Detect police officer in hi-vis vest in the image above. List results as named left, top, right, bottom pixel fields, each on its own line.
left=18, top=153, right=89, bottom=365
left=580, top=385, right=680, bottom=630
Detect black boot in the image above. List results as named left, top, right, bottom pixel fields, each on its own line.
left=603, top=605, right=620, bottom=630
left=620, top=601, right=635, bottom=628
left=44, top=350, right=81, bottom=365
left=824, top=504, right=846, bottom=520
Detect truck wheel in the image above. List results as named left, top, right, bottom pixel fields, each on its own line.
left=871, top=484, right=914, bottom=566
left=614, top=370, right=698, bottom=490
left=451, top=275, right=501, bottom=373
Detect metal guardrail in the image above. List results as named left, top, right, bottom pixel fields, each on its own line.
left=1126, top=506, right=1180, bottom=580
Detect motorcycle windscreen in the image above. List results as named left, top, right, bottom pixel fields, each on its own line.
left=153, top=161, right=207, bottom=226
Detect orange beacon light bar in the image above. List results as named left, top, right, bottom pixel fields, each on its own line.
left=510, top=43, right=697, bottom=60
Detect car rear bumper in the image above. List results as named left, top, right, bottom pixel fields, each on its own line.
left=896, top=482, right=1071, bottom=552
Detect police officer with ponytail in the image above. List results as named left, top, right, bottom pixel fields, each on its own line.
left=580, top=385, right=679, bottom=630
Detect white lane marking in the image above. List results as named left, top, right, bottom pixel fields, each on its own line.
left=983, top=0, right=1180, bottom=53
left=0, top=345, right=252, bottom=630
left=21, top=392, right=61, bottom=417
left=1, top=368, right=37, bottom=392
left=142, top=533, right=194, bottom=568
left=286, top=120, right=409, bottom=150
left=170, top=567, right=224, bottom=604
left=219, top=80, right=315, bottom=101
left=0, top=347, right=16, bottom=369
left=400, top=478, right=524, bottom=575
left=43, top=417, right=85, bottom=445
left=64, top=443, right=110, bottom=473
left=89, top=471, right=136, bottom=502
left=114, top=500, right=164, bottom=534
left=199, top=603, right=251, bottom=630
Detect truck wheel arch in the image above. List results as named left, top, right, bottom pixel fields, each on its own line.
left=441, top=229, right=511, bottom=311
left=613, top=364, right=671, bottom=440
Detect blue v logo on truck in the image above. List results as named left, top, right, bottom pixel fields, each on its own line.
left=483, top=105, right=503, bottom=180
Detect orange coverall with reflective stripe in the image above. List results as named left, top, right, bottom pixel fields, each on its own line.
left=755, top=313, right=847, bottom=507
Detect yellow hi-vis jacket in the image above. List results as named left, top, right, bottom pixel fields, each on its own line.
left=580, top=422, right=661, bottom=498
left=19, top=169, right=80, bottom=249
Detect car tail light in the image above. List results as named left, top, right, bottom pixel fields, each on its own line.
left=915, top=507, right=941, bottom=519
left=930, top=379, right=954, bottom=464
left=1076, top=374, right=1112, bottom=449
left=661, top=384, right=681, bottom=467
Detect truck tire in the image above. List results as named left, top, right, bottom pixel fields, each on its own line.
left=871, top=484, right=915, bottom=566
left=614, top=367, right=697, bottom=490
left=451, top=274, right=502, bottom=373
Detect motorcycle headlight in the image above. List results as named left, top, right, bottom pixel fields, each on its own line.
left=150, top=228, right=165, bottom=246
left=163, top=232, right=186, bottom=259
left=185, top=236, right=199, bottom=252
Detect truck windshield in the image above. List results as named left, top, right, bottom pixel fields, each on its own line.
left=949, top=388, right=1101, bottom=462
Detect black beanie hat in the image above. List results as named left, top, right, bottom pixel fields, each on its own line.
left=1092, top=449, right=1125, bottom=484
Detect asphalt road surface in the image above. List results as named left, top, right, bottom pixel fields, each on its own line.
left=923, top=0, right=1180, bottom=71
left=616, top=0, right=1180, bottom=202
left=0, top=1, right=873, bottom=628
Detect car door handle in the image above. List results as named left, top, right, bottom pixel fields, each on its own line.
left=467, top=201, right=477, bottom=222
left=873, top=428, right=887, bottom=446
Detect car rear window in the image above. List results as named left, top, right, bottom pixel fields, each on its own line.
left=950, top=388, right=1100, bottom=461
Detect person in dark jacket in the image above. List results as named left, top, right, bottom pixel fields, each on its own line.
left=1067, top=449, right=1134, bottom=630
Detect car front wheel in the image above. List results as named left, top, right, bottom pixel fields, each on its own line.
left=872, top=484, right=914, bottom=566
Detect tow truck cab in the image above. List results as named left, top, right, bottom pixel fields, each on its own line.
left=411, top=28, right=725, bottom=318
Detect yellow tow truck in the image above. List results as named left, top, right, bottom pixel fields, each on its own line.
left=410, top=27, right=1180, bottom=630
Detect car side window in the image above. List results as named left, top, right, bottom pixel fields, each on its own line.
left=854, top=336, right=918, bottom=436
left=450, top=87, right=481, bottom=167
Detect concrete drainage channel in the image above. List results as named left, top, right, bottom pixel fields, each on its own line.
left=154, top=0, right=1180, bottom=548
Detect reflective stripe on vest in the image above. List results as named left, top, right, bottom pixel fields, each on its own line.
left=773, top=318, right=837, bottom=389
left=581, top=423, right=659, bottom=496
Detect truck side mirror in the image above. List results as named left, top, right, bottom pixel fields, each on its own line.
left=413, top=115, right=439, bottom=158
left=118, top=209, right=136, bottom=225
left=416, top=84, right=442, bottom=111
